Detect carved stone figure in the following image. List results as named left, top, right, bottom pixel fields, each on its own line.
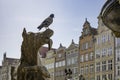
left=100, top=0, right=120, bottom=37
left=17, top=28, right=53, bottom=80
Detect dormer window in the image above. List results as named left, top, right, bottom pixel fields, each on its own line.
left=85, top=28, right=88, bottom=35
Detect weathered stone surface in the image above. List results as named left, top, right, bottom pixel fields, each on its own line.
left=17, top=28, right=53, bottom=80
left=101, top=0, right=120, bottom=37
left=23, top=66, right=50, bottom=80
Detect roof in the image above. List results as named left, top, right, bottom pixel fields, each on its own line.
left=38, top=46, right=56, bottom=58
left=39, top=47, right=49, bottom=58
left=6, top=57, right=19, bottom=61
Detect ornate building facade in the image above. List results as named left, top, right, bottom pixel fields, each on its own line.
left=54, top=44, right=66, bottom=80
left=44, top=49, right=56, bottom=80
left=0, top=53, right=19, bottom=80
left=66, top=39, right=79, bottom=80
left=79, top=19, right=97, bottom=80
left=95, top=16, right=115, bottom=80
left=115, top=38, right=120, bottom=80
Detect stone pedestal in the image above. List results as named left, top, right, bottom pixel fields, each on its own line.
left=24, top=66, right=50, bottom=80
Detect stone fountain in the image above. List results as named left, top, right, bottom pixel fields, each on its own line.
left=100, top=0, right=120, bottom=37
left=11, top=14, right=55, bottom=80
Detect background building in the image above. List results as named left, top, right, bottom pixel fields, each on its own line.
left=79, top=19, right=97, bottom=80
left=55, top=44, right=66, bottom=80
left=95, top=16, right=115, bottom=80
left=44, top=49, right=56, bottom=80
left=0, top=53, right=19, bottom=80
left=66, top=39, right=79, bottom=80
left=115, top=38, right=120, bottom=80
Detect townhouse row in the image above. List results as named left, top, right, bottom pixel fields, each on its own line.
left=43, top=16, right=120, bottom=80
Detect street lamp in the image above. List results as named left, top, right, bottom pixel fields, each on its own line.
left=65, top=69, right=72, bottom=80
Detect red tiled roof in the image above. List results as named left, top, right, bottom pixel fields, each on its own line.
left=38, top=46, right=56, bottom=58
left=39, top=47, right=49, bottom=58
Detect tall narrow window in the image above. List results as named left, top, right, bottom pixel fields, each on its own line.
left=80, top=67, right=84, bottom=75
left=96, top=75, right=100, bottom=80
left=85, top=65, right=89, bottom=74
left=96, top=62, right=100, bottom=72
left=102, top=61, right=106, bottom=71
left=95, top=50, right=100, bottom=58
left=80, top=55, right=84, bottom=62
left=90, top=52, right=94, bottom=60
left=102, top=48, right=106, bottom=57
left=90, top=64, right=94, bottom=73
left=117, top=66, right=120, bottom=76
left=108, top=47, right=112, bottom=56
left=108, top=60, right=112, bottom=70
left=85, top=54, right=88, bottom=61
left=108, top=74, right=112, bottom=80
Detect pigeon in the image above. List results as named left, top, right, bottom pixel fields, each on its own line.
left=37, top=14, right=54, bottom=30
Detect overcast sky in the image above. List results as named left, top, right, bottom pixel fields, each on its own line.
left=0, top=0, right=105, bottom=65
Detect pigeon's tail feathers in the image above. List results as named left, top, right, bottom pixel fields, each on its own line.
left=37, top=25, right=42, bottom=30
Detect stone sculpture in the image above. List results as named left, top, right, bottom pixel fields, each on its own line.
left=100, top=0, right=120, bottom=37
left=17, top=28, right=53, bottom=80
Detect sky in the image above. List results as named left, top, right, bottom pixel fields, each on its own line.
left=0, top=0, right=106, bottom=65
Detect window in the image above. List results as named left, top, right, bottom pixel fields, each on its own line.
left=108, top=60, right=112, bottom=70
left=72, top=58, right=74, bottom=64
left=102, top=48, right=107, bottom=57
left=96, top=75, right=100, bottom=80
left=81, top=45, right=84, bottom=50
left=90, top=52, right=94, bottom=60
left=95, top=50, right=100, bottom=58
left=67, top=59, right=70, bottom=66
left=85, top=65, right=89, bottom=74
left=116, top=38, right=120, bottom=47
left=102, top=74, right=107, bottom=80
left=73, top=67, right=78, bottom=74
left=85, top=42, right=88, bottom=49
left=96, top=62, right=100, bottom=72
left=74, top=56, right=78, bottom=63
left=82, top=42, right=89, bottom=50
left=59, top=61, right=62, bottom=67
left=85, top=54, right=88, bottom=61
left=85, top=29, right=88, bottom=35
left=117, top=66, right=120, bottom=76
left=90, top=64, right=94, bottom=73
left=116, top=49, right=120, bottom=61
left=62, top=60, right=65, bottom=66
left=81, top=55, right=84, bottom=62
left=102, top=35, right=106, bottom=43
left=108, top=74, right=112, bottom=80
left=108, top=47, right=112, bottom=56
left=97, top=36, right=101, bottom=44
left=80, top=67, right=84, bottom=75
left=102, top=61, right=106, bottom=71
left=56, top=62, right=58, bottom=68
